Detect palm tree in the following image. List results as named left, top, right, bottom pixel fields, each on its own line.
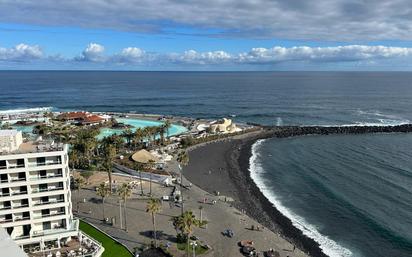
left=117, top=183, right=132, bottom=231
left=133, top=162, right=145, bottom=196
left=147, top=159, right=156, bottom=196
left=133, top=128, right=144, bottom=150
left=102, top=144, right=116, bottom=193
left=122, top=128, right=134, bottom=147
left=164, top=120, right=172, bottom=138
left=146, top=198, right=162, bottom=247
left=74, top=176, right=85, bottom=192
left=172, top=211, right=207, bottom=257
left=75, top=176, right=86, bottom=213
left=96, top=183, right=110, bottom=221
left=198, top=206, right=203, bottom=223
left=177, top=151, right=189, bottom=214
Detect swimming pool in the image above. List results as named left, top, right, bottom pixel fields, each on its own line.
left=11, top=118, right=187, bottom=140
left=97, top=118, right=187, bottom=139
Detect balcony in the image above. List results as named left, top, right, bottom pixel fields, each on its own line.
left=32, top=187, right=64, bottom=193
left=8, top=164, right=25, bottom=169
left=11, top=191, right=28, bottom=196
left=33, top=211, right=66, bottom=219
left=0, top=218, right=13, bottom=224
left=13, top=204, right=29, bottom=209
left=0, top=205, right=11, bottom=210
left=28, top=161, right=62, bottom=168
left=34, top=199, right=64, bottom=206
left=10, top=177, right=26, bottom=183
left=30, top=174, right=63, bottom=181
left=14, top=216, right=30, bottom=221
left=0, top=179, right=8, bottom=184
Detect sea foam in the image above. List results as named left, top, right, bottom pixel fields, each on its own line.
left=249, top=139, right=353, bottom=257
left=0, top=107, right=53, bottom=114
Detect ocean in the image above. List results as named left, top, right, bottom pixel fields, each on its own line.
left=1, top=71, right=412, bottom=257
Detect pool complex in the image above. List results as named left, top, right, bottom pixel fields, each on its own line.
left=11, top=117, right=187, bottom=139
left=97, top=118, right=187, bottom=139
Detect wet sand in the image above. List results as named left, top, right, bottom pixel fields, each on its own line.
left=182, top=131, right=328, bottom=257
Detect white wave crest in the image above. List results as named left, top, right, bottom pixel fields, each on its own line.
left=249, top=139, right=353, bottom=257
left=0, top=107, right=53, bottom=114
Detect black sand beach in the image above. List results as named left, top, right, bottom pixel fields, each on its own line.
left=182, top=124, right=412, bottom=257
left=182, top=131, right=328, bottom=257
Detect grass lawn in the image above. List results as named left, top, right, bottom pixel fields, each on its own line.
left=79, top=220, right=133, bottom=257
left=177, top=241, right=208, bottom=255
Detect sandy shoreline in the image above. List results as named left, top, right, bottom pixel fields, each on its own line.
left=182, top=130, right=328, bottom=257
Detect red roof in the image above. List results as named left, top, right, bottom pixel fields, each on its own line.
left=58, top=111, right=89, bottom=120
left=81, top=115, right=104, bottom=123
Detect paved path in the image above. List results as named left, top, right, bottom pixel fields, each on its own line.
left=72, top=171, right=309, bottom=257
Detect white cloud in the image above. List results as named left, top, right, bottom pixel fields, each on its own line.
left=169, top=50, right=232, bottom=64
left=3, top=42, right=412, bottom=69
left=237, top=45, right=412, bottom=64
left=1, top=0, right=412, bottom=41
left=0, top=43, right=42, bottom=61
left=76, top=43, right=105, bottom=62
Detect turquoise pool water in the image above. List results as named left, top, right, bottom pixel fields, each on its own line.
left=11, top=118, right=187, bottom=140
left=97, top=118, right=187, bottom=139
left=11, top=125, right=34, bottom=133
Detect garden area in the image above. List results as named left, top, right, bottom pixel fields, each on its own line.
left=79, top=220, right=133, bottom=257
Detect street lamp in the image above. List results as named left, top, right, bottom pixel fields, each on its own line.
left=178, top=164, right=184, bottom=215
left=190, top=240, right=198, bottom=257
left=76, top=198, right=86, bottom=214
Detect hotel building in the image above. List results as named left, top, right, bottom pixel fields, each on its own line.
left=0, top=130, right=103, bottom=256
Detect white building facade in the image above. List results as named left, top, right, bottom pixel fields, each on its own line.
left=0, top=142, right=77, bottom=249
left=0, top=130, right=103, bottom=256
left=0, top=130, right=23, bottom=153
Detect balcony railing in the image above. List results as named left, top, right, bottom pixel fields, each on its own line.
left=30, top=174, right=63, bottom=181
left=28, top=161, right=62, bottom=168
left=33, top=211, right=65, bottom=219
left=34, top=199, right=64, bottom=206
left=0, top=206, right=11, bottom=210
left=32, top=187, right=64, bottom=193
left=0, top=218, right=13, bottom=224
left=13, top=204, right=29, bottom=209
left=41, top=211, right=66, bottom=218
left=0, top=179, right=8, bottom=183
left=8, top=164, right=25, bottom=169
left=14, top=216, right=30, bottom=221
left=11, top=191, right=28, bottom=196
left=10, top=178, right=26, bottom=182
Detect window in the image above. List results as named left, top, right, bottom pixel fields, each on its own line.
left=0, top=174, right=7, bottom=183
left=43, top=221, right=51, bottom=230
left=17, top=159, right=25, bottom=167
left=39, top=184, right=47, bottom=192
left=0, top=160, right=6, bottom=169
left=36, top=157, right=46, bottom=166
left=39, top=170, right=47, bottom=178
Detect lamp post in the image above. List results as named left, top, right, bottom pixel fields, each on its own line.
left=179, top=164, right=184, bottom=215
left=76, top=198, right=86, bottom=214
left=190, top=241, right=197, bottom=257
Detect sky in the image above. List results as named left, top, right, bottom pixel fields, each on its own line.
left=2, top=0, right=412, bottom=70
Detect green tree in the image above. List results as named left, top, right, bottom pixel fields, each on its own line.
left=74, top=176, right=85, bottom=192
left=172, top=211, right=207, bottom=257
left=96, top=183, right=110, bottom=221
left=146, top=198, right=162, bottom=247
left=147, top=159, right=156, bottom=196
left=164, top=120, right=172, bottom=138
left=117, top=183, right=132, bottom=231
left=177, top=151, right=189, bottom=214
left=80, top=170, right=94, bottom=184
left=122, top=128, right=134, bottom=147
left=103, top=144, right=116, bottom=193
left=134, top=163, right=145, bottom=196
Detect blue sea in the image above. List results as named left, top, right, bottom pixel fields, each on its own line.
left=1, top=71, right=412, bottom=257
